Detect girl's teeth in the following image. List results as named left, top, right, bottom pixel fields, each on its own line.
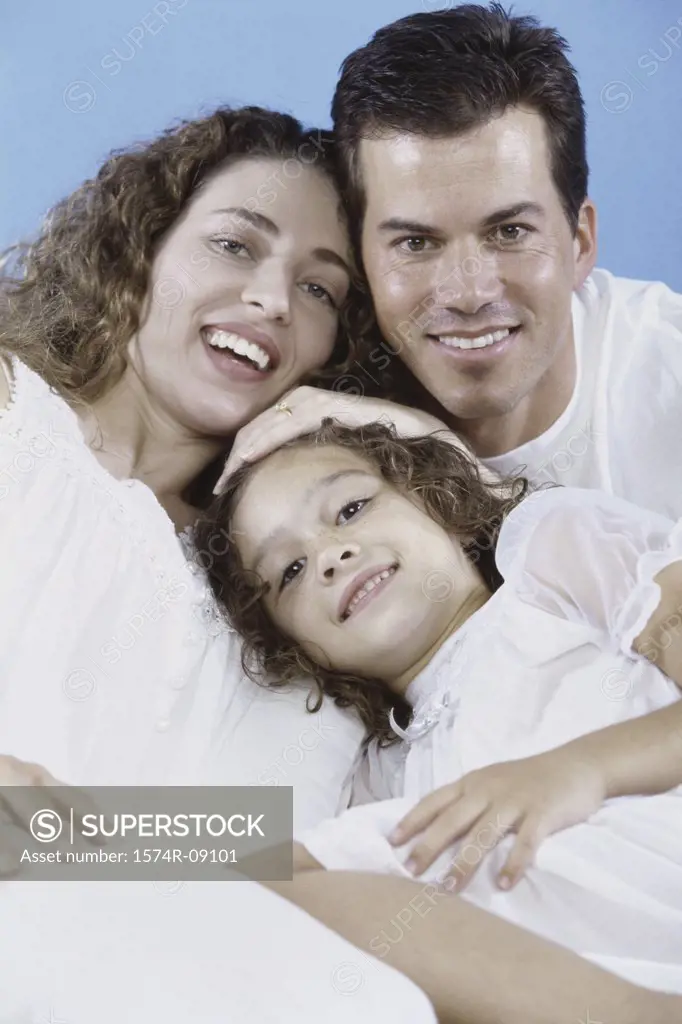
left=437, top=327, right=512, bottom=350
left=346, top=567, right=396, bottom=617
left=204, top=329, right=271, bottom=371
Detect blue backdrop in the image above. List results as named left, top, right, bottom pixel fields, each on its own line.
left=2, top=0, right=681, bottom=288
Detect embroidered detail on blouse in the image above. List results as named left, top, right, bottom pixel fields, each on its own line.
left=0, top=356, right=18, bottom=425
left=389, top=690, right=457, bottom=742
left=389, top=631, right=470, bottom=743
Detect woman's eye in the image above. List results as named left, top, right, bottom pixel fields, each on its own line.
left=214, top=237, right=250, bottom=257
left=337, top=498, right=370, bottom=525
left=280, top=558, right=305, bottom=590
left=302, top=282, right=336, bottom=308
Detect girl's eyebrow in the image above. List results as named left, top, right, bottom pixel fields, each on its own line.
left=252, top=469, right=374, bottom=570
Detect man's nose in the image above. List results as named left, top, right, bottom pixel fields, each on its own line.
left=434, top=244, right=503, bottom=316
left=241, top=265, right=292, bottom=323
left=317, top=541, right=361, bottom=581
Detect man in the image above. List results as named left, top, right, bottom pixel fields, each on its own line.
left=330, top=2, right=682, bottom=518
left=225, top=7, right=682, bottom=1021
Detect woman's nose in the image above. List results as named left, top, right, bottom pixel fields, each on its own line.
left=317, top=542, right=360, bottom=581
left=241, top=267, right=292, bottom=323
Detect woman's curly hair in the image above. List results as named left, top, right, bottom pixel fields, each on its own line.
left=0, top=105, right=364, bottom=404
left=195, top=419, right=530, bottom=744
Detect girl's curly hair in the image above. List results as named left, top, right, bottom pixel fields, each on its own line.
left=0, top=105, right=364, bottom=404
left=195, top=419, right=530, bottom=745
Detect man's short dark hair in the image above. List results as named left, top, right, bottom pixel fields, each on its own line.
left=332, top=3, right=588, bottom=235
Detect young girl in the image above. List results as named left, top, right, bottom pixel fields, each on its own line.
left=198, top=418, right=682, bottom=993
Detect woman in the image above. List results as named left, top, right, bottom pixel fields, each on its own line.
left=0, top=105, right=432, bottom=1024
left=0, top=107, right=674, bottom=1024
left=0, top=105, right=370, bottom=806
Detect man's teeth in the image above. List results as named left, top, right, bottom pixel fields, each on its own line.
left=436, top=327, right=512, bottom=350
left=204, top=329, right=271, bottom=371
left=344, top=567, right=396, bottom=619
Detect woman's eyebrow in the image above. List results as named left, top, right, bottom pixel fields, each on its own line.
left=213, top=207, right=278, bottom=235
left=212, top=208, right=349, bottom=276
left=311, top=248, right=351, bottom=276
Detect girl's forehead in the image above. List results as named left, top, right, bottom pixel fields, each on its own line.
left=257, top=443, right=374, bottom=487
left=235, top=444, right=376, bottom=521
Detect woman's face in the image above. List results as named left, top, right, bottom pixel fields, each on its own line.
left=129, top=157, right=351, bottom=436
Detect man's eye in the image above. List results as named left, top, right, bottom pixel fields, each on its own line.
left=337, top=499, right=370, bottom=525
left=395, top=237, right=434, bottom=254
left=493, top=224, right=531, bottom=244
left=280, top=559, right=305, bottom=591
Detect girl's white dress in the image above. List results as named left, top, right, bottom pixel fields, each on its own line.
left=0, top=359, right=433, bottom=1024
left=301, top=486, right=682, bottom=993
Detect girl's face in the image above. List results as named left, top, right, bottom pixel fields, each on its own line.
left=232, top=444, right=482, bottom=686
left=129, top=158, right=351, bottom=436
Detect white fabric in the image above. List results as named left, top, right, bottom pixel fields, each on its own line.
left=0, top=879, right=436, bottom=1023
left=0, top=356, right=365, bottom=826
left=481, top=268, right=682, bottom=520
left=0, top=359, right=438, bottom=1023
left=300, top=487, right=682, bottom=993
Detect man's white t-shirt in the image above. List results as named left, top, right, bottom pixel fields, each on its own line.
left=481, top=268, right=682, bottom=519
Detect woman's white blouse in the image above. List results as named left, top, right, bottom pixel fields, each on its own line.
left=0, top=359, right=364, bottom=826
left=301, top=486, right=682, bottom=989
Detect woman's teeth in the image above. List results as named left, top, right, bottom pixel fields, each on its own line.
left=435, top=327, right=512, bottom=350
left=204, top=329, right=271, bottom=371
left=344, top=567, right=396, bottom=620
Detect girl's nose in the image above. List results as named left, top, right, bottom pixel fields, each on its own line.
left=317, top=542, right=360, bottom=581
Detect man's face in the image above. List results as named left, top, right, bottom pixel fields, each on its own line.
left=359, top=106, right=596, bottom=440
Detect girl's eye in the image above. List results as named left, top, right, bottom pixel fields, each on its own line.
left=337, top=498, right=370, bottom=526
left=280, top=558, right=305, bottom=591
left=302, top=282, right=336, bottom=308
left=214, top=237, right=250, bottom=257
left=493, top=224, right=531, bottom=245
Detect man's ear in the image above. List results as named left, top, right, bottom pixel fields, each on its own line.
left=573, top=198, right=598, bottom=290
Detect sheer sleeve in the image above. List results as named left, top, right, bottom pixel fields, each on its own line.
left=495, top=487, right=682, bottom=658
left=349, top=739, right=406, bottom=806
left=297, top=797, right=419, bottom=876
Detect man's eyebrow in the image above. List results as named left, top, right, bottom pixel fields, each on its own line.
left=252, top=469, right=373, bottom=571
left=212, top=208, right=350, bottom=276
left=377, top=203, right=546, bottom=236
left=479, top=202, right=546, bottom=229
left=377, top=217, right=444, bottom=236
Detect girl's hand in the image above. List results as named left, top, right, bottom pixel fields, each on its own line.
left=0, top=754, right=99, bottom=874
left=214, top=386, right=449, bottom=493
left=388, top=749, right=607, bottom=891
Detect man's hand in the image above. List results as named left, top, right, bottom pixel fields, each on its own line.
left=389, top=749, right=607, bottom=891
left=214, top=386, right=450, bottom=492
